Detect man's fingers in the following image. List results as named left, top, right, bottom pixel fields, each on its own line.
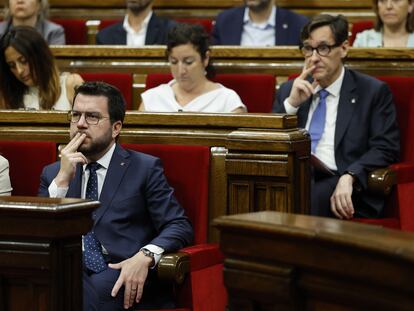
left=135, top=283, right=144, bottom=303
left=111, top=277, right=123, bottom=298
left=299, top=65, right=316, bottom=79
left=330, top=197, right=343, bottom=219
left=123, top=281, right=132, bottom=309
left=63, top=132, right=86, bottom=153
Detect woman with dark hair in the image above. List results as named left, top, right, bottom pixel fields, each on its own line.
left=353, top=0, right=414, bottom=47
left=140, top=23, right=246, bottom=112
left=0, top=0, right=65, bottom=45
left=0, top=26, right=83, bottom=110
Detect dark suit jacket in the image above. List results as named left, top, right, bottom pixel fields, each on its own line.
left=211, top=6, right=308, bottom=45
left=96, top=13, right=175, bottom=45
left=38, top=144, right=193, bottom=262
left=273, top=68, right=400, bottom=215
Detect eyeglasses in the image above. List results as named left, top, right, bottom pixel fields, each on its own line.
left=378, top=0, right=404, bottom=5
left=300, top=43, right=342, bottom=57
left=67, top=111, right=109, bottom=125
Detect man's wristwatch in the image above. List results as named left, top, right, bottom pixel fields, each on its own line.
left=140, top=248, right=155, bottom=266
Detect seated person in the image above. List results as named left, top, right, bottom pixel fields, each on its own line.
left=353, top=0, right=414, bottom=47
left=0, top=26, right=83, bottom=110
left=140, top=23, right=247, bottom=113
left=96, top=0, right=175, bottom=46
left=211, top=0, right=308, bottom=46
left=39, top=81, right=193, bottom=310
left=272, top=14, right=400, bottom=219
left=0, top=155, right=12, bottom=196
left=0, top=0, right=65, bottom=45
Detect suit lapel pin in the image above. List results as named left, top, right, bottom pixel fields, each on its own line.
left=351, top=98, right=356, bottom=104
left=120, top=162, right=125, bottom=166
left=283, top=24, right=288, bottom=29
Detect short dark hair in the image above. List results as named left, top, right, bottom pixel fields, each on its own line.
left=73, top=81, right=126, bottom=124
left=166, top=22, right=215, bottom=78
left=372, top=0, right=414, bottom=32
left=301, top=14, right=349, bottom=46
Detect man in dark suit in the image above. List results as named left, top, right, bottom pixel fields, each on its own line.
left=211, top=0, right=308, bottom=46
left=38, top=81, right=193, bottom=310
left=96, top=0, right=175, bottom=45
left=272, top=14, right=399, bottom=219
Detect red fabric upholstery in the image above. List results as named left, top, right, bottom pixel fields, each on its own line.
left=175, top=18, right=214, bottom=34
left=122, top=144, right=227, bottom=311
left=145, top=73, right=275, bottom=112
left=51, top=18, right=87, bottom=44
left=0, top=141, right=56, bottom=196
left=80, top=73, right=133, bottom=110
left=349, top=20, right=374, bottom=45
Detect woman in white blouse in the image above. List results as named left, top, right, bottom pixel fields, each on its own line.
left=140, top=23, right=247, bottom=113
left=0, top=156, right=12, bottom=196
left=353, top=0, right=414, bottom=47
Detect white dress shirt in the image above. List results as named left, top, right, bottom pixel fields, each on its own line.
left=48, top=142, right=164, bottom=265
left=284, top=67, right=346, bottom=171
left=241, top=6, right=276, bottom=46
left=123, top=11, right=152, bottom=47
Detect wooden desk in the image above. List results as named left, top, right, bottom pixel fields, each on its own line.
left=214, top=211, right=414, bottom=311
left=0, top=196, right=98, bottom=311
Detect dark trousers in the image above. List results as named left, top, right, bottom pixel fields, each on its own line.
left=83, top=266, right=175, bottom=311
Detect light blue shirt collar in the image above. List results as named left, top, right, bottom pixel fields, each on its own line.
left=243, top=5, right=276, bottom=29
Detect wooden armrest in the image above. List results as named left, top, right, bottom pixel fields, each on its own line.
left=157, top=252, right=190, bottom=284
left=367, top=167, right=396, bottom=196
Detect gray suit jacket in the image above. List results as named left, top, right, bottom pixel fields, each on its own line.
left=0, top=19, right=65, bottom=45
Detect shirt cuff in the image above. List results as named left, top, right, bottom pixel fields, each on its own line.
left=48, top=179, right=69, bottom=198
left=141, top=244, right=164, bottom=268
left=283, top=98, right=299, bottom=115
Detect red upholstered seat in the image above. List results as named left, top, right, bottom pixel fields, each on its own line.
left=145, top=73, right=275, bottom=112
left=51, top=18, right=87, bottom=44
left=0, top=141, right=57, bottom=196
left=357, top=76, right=414, bottom=231
left=98, top=19, right=121, bottom=31
left=80, top=73, right=133, bottom=110
left=349, top=20, right=374, bottom=45
left=122, top=144, right=226, bottom=311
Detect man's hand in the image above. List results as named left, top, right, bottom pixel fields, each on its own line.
left=330, top=174, right=355, bottom=219
left=287, top=65, right=318, bottom=107
left=54, top=133, right=87, bottom=187
left=109, top=251, right=153, bottom=309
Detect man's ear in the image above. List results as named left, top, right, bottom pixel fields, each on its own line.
left=112, top=121, right=122, bottom=139
left=340, top=40, right=350, bottom=59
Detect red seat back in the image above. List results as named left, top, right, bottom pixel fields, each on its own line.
left=145, top=73, right=275, bottom=112
left=80, top=73, right=133, bottom=110
left=51, top=18, right=87, bottom=44
left=0, top=141, right=57, bottom=196
left=122, top=144, right=210, bottom=244
left=350, top=20, right=374, bottom=45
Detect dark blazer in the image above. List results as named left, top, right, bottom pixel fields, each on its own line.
left=211, top=6, right=308, bottom=45
left=96, top=13, right=175, bottom=45
left=38, top=144, right=193, bottom=262
left=273, top=68, right=400, bottom=215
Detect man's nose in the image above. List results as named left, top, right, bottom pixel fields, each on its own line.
left=76, top=114, right=88, bottom=128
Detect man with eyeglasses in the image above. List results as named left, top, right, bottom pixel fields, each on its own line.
left=38, top=81, right=193, bottom=310
left=272, top=14, right=399, bottom=220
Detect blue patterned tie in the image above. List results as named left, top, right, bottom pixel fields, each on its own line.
left=83, top=162, right=107, bottom=273
left=309, top=89, right=329, bottom=153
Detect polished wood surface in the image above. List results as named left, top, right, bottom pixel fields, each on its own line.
left=0, top=110, right=310, bottom=241
left=0, top=196, right=98, bottom=311
left=215, top=211, right=414, bottom=311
